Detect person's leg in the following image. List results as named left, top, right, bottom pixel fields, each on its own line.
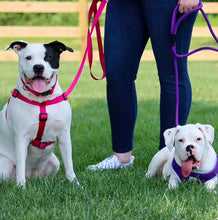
left=88, top=0, right=148, bottom=169
left=105, top=0, right=148, bottom=159
left=140, top=0, right=198, bottom=149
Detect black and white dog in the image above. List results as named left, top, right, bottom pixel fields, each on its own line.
left=0, top=41, right=78, bottom=187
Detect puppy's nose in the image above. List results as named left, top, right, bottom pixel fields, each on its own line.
left=186, top=145, right=194, bottom=152
left=33, top=64, right=44, bottom=76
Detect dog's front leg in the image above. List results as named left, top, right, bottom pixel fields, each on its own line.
left=15, top=138, right=28, bottom=187
left=58, top=131, right=78, bottom=185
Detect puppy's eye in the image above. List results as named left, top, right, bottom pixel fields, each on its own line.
left=45, top=56, right=52, bottom=61
left=178, top=139, right=184, bottom=143
left=26, top=56, right=32, bottom=60
left=196, top=137, right=202, bottom=142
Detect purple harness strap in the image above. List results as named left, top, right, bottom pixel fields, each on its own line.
left=172, top=155, right=218, bottom=182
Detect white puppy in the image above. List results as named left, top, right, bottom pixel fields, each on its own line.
left=0, top=41, right=78, bottom=187
left=146, top=124, right=218, bottom=191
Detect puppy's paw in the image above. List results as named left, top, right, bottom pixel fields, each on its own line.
left=145, top=169, right=155, bottom=178
left=145, top=170, right=151, bottom=178
left=16, top=180, right=26, bottom=188
left=168, top=179, right=179, bottom=190
left=205, top=179, right=217, bottom=193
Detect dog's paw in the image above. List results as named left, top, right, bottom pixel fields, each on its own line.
left=205, top=179, right=217, bottom=193
left=66, top=174, right=80, bottom=185
left=145, top=171, right=150, bottom=178
left=168, top=179, right=179, bottom=190
left=16, top=180, right=26, bottom=188
left=145, top=169, right=154, bottom=178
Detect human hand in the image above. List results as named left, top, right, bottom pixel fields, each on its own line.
left=178, top=0, right=200, bottom=13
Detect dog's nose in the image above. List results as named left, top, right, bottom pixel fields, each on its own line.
left=33, top=64, right=44, bottom=76
left=186, top=145, right=194, bottom=152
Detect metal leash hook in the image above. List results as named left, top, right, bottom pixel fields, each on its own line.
left=171, top=2, right=218, bottom=126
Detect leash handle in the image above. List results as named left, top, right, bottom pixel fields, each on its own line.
left=87, top=0, right=106, bottom=80
left=171, top=2, right=218, bottom=126
left=171, top=2, right=218, bottom=58
left=65, top=0, right=107, bottom=97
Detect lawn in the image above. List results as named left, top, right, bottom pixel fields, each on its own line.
left=0, top=60, right=217, bottom=219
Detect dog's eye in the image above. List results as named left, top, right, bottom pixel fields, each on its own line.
left=178, top=139, right=184, bottom=143
left=196, top=137, right=202, bottom=142
left=45, top=56, right=52, bottom=61
left=26, top=56, right=32, bottom=60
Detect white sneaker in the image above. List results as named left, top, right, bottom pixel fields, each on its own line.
left=87, top=155, right=135, bottom=170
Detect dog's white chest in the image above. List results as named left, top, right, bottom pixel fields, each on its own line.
left=7, top=97, right=71, bottom=144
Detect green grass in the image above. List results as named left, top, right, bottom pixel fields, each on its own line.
left=0, top=61, right=217, bottom=219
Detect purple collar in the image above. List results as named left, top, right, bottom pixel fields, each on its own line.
left=172, top=155, right=218, bottom=182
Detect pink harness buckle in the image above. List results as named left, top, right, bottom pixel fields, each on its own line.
left=39, top=113, right=47, bottom=122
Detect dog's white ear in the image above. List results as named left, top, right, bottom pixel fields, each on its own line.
left=196, top=123, right=214, bottom=147
left=164, top=126, right=180, bottom=151
left=4, top=40, right=28, bottom=54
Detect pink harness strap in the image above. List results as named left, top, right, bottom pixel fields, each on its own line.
left=30, top=105, right=54, bottom=149
left=12, top=89, right=67, bottom=149
left=12, top=89, right=67, bottom=107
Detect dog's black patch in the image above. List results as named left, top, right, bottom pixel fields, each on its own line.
left=43, top=46, right=60, bottom=69
left=44, top=41, right=73, bottom=69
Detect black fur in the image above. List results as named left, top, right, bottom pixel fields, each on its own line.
left=44, top=41, right=74, bottom=69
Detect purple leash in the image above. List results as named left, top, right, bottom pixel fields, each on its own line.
left=171, top=2, right=218, bottom=126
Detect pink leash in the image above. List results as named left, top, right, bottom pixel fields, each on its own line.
left=65, top=0, right=106, bottom=96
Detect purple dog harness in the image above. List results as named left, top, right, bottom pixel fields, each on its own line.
left=172, top=156, right=218, bottom=182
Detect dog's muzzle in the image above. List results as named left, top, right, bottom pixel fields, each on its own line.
left=33, top=64, right=44, bottom=76
left=186, top=145, right=194, bottom=156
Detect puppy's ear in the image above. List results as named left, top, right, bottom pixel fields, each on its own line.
left=196, top=123, right=214, bottom=147
left=45, top=41, right=74, bottom=54
left=4, top=40, right=28, bottom=54
left=164, top=126, right=180, bottom=151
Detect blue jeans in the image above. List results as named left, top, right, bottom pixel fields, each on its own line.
left=104, top=0, right=198, bottom=152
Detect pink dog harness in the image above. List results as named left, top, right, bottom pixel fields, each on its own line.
left=11, top=88, right=67, bottom=149
left=172, top=156, right=218, bottom=182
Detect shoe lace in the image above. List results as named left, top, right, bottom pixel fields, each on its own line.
left=97, top=156, right=119, bottom=169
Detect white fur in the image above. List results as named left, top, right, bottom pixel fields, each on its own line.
left=0, top=42, right=78, bottom=187
left=146, top=124, right=217, bottom=191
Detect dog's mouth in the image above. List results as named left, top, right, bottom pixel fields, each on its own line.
left=181, top=156, right=202, bottom=178
left=25, top=74, right=53, bottom=93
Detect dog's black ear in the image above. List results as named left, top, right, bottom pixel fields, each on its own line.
left=4, top=41, right=28, bottom=53
left=45, top=41, right=74, bottom=54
